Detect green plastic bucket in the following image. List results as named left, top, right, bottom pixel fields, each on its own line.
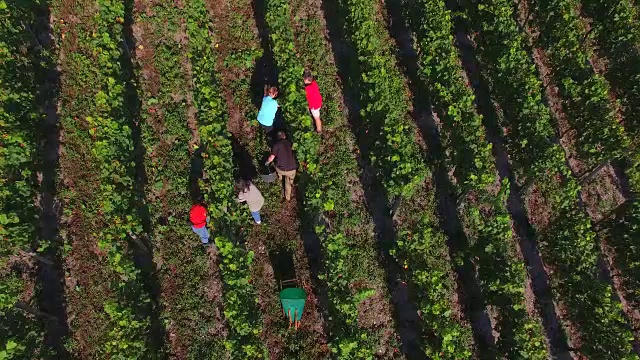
left=279, top=287, right=306, bottom=321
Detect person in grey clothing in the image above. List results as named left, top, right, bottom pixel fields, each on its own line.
left=235, top=179, right=265, bottom=224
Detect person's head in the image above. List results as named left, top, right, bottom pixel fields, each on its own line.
left=303, top=69, right=314, bottom=85
left=234, top=179, right=250, bottom=193
left=267, top=86, right=278, bottom=98
left=276, top=131, right=287, bottom=140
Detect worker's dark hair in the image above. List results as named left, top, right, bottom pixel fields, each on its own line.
left=303, top=69, right=313, bottom=81
left=277, top=131, right=287, bottom=140
left=234, top=179, right=251, bottom=193
left=193, top=194, right=204, bottom=205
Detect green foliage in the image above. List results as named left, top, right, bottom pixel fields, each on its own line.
left=406, top=0, right=494, bottom=192
left=0, top=339, right=25, bottom=360
left=0, top=1, right=48, bottom=358
left=186, top=0, right=265, bottom=357
left=266, top=0, right=400, bottom=355
left=404, top=1, right=548, bottom=353
left=392, top=204, right=473, bottom=359
left=51, top=0, right=153, bottom=356
left=0, top=0, right=38, bottom=257
left=528, top=0, right=630, bottom=167
left=338, top=0, right=427, bottom=200
left=103, top=301, right=148, bottom=358
left=470, top=1, right=637, bottom=358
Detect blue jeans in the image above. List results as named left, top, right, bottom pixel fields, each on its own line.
left=251, top=211, right=261, bottom=223
left=191, top=225, right=210, bottom=244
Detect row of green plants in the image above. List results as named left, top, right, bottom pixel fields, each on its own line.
left=580, top=0, right=640, bottom=309
left=332, top=0, right=478, bottom=357
left=52, top=0, right=153, bottom=356
left=470, top=1, right=637, bottom=358
left=0, top=1, right=47, bottom=358
left=338, top=0, right=427, bottom=200
left=130, top=0, right=232, bottom=357
left=405, top=0, right=493, bottom=193
left=580, top=0, right=640, bottom=141
left=528, top=0, right=640, bottom=340
left=405, top=0, right=548, bottom=357
left=204, top=0, right=333, bottom=356
left=186, top=0, right=266, bottom=357
left=264, top=0, right=398, bottom=357
left=526, top=0, right=630, bottom=171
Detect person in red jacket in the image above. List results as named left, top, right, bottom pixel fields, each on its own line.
left=303, top=69, right=323, bottom=133
left=189, top=200, right=213, bottom=248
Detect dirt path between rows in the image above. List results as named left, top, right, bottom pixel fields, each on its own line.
left=52, top=2, right=122, bottom=356
left=130, top=0, right=229, bottom=356
left=204, top=0, right=329, bottom=357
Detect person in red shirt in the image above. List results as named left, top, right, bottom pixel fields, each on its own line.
left=189, top=200, right=213, bottom=248
left=303, top=69, right=323, bottom=133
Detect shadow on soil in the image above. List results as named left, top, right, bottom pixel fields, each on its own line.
left=32, top=3, right=69, bottom=357
left=319, top=0, right=435, bottom=357
left=122, top=0, right=167, bottom=353
left=450, top=2, right=571, bottom=356
left=384, top=0, right=502, bottom=356
left=230, top=135, right=259, bottom=181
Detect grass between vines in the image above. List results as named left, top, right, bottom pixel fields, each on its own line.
left=186, top=0, right=268, bottom=357
left=130, top=0, right=231, bottom=357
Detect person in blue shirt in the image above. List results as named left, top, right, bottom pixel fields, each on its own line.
left=257, top=85, right=280, bottom=134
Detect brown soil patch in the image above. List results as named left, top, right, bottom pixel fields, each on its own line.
left=580, top=164, right=626, bottom=221
left=524, top=181, right=554, bottom=231
left=178, top=21, right=200, bottom=152
left=203, top=0, right=259, bottom=144
left=62, top=211, right=115, bottom=358
left=357, top=283, right=398, bottom=357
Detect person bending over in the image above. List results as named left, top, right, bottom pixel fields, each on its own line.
left=189, top=199, right=215, bottom=251
left=235, top=179, right=265, bottom=224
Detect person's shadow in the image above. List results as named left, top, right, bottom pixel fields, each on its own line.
left=189, top=146, right=205, bottom=204
left=230, top=135, right=258, bottom=181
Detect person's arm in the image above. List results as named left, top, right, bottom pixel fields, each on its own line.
left=237, top=191, right=246, bottom=202
left=265, top=154, right=276, bottom=165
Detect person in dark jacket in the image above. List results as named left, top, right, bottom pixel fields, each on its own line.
left=265, top=131, right=298, bottom=201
